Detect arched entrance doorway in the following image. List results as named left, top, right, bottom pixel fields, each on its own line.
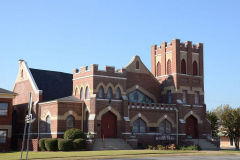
left=101, top=111, right=117, bottom=138
left=186, top=115, right=198, bottom=138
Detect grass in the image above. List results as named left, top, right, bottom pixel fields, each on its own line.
left=0, top=150, right=240, bottom=160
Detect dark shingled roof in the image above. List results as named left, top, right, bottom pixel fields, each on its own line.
left=29, top=68, right=73, bottom=102
left=54, top=96, right=83, bottom=102
left=0, top=88, right=17, bottom=95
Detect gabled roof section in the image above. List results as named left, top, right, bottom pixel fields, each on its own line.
left=30, top=68, right=73, bottom=102
left=125, top=55, right=161, bottom=85
left=125, top=55, right=153, bottom=74
left=0, top=88, right=17, bottom=95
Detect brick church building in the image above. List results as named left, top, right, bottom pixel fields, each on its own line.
left=11, top=39, right=217, bottom=150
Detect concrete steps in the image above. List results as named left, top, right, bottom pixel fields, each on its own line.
left=92, top=138, right=133, bottom=150
left=192, top=139, right=219, bottom=150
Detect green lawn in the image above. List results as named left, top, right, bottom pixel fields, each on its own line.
left=0, top=150, right=240, bottom=160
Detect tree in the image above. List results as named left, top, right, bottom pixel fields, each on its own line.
left=214, top=105, right=240, bottom=150
left=206, top=110, right=219, bottom=138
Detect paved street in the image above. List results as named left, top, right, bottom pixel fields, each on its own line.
left=105, top=155, right=240, bottom=160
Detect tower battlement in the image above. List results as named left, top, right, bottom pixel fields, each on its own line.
left=73, top=64, right=126, bottom=79
left=155, top=39, right=203, bottom=54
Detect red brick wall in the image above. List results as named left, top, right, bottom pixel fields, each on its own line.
left=18, top=139, right=39, bottom=151
left=0, top=98, right=13, bottom=152
left=126, top=72, right=161, bottom=102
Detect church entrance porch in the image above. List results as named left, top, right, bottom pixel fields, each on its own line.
left=101, top=111, right=117, bottom=138
left=186, top=115, right=198, bottom=139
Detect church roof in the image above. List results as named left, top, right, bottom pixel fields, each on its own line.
left=0, top=88, right=17, bottom=95
left=54, top=96, right=83, bottom=102
left=29, top=68, right=73, bottom=102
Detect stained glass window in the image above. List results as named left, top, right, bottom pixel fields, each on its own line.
left=132, top=118, right=146, bottom=133
left=66, top=115, right=75, bottom=130
left=46, top=116, right=50, bottom=133
left=195, top=91, right=199, bottom=105
left=107, top=87, right=113, bottom=99
left=128, top=90, right=153, bottom=103
left=167, top=90, right=171, bottom=104
left=85, top=87, right=89, bottom=99
left=116, top=88, right=121, bottom=100
left=182, top=90, right=187, bottom=104
left=98, top=86, right=104, bottom=99
left=159, top=119, right=172, bottom=134
left=0, top=130, right=7, bottom=143
left=0, top=103, right=8, bottom=115
left=80, top=88, right=84, bottom=99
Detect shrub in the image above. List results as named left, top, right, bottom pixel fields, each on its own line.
left=64, top=128, right=84, bottom=140
left=39, top=138, right=47, bottom=151
left=157, top=145, right=167, bottom=150
left=45, top=138, right=58, bottom=151
left=168, top=144, right=176, bottom=150
left=74, top=138, right=86, bottom=150
left=58, top=139, right=73, bottom=151
left=147, top=145, right=153, bottom=150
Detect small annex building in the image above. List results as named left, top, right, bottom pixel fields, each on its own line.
left=0, top=88, right=17, bottom=151
left=11, top=39, right=219, bottom=150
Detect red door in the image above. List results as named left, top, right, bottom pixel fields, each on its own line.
left=186, top=115, right=198, bottom=138
left=101, top=111, right=117, bottom=138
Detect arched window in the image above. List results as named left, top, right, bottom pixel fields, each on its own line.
left=66, top=115, right=75, bottom=130
left=136, top=61, right=139, bottom=69
left=157, top=62, right=161, bottom=76
left=128, top=90, right=153, bottom=103
left=193, top=61, right=198, bottom=76
left=116, top=87, right=121, bottom=100
left=74, top=88, right=78, bottom=96
left=80, top=88, right=84, bottom=99
left=107, top=87, right=113, bottom=99
left=167, top=90, right=171, bottom=104
left=86, top=111, right=89, bottom=133
left=21, top=70, right=23, bottom=78
left=98, top=86, right=104, bottom=99
left=181, top=59, right=186, bottom=74
left=167, top=59, right=172, bottom=74
left=132, top=118, right=146, bottom=133
left=159, top=119, right=172, bottom=134
left=85, top=87, right=89, bottom=99
left=46, top=116, right=50, bottom=132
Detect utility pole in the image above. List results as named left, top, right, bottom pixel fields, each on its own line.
left=20, top=92, right=35, bottom=160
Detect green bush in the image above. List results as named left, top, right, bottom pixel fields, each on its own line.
left=64, top=128, right=84, bottom=140
left=45, top=138, right=58, bottom=151
left=157, top=145, right=167, bottom=150
left=179, top=144, right=200, bottom=150
left=39, top=138, right=47, bottom=151
left=58, top=139, right=73, bottom=151
left=74, top=138, right=86, bottom=150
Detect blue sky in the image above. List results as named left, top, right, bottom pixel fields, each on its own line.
left=0, top=0, right=239, bottom=110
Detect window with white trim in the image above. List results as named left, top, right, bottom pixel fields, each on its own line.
left=0, top=103, right=8, bottom=115
left=0, top=130, right=7, bottom=143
